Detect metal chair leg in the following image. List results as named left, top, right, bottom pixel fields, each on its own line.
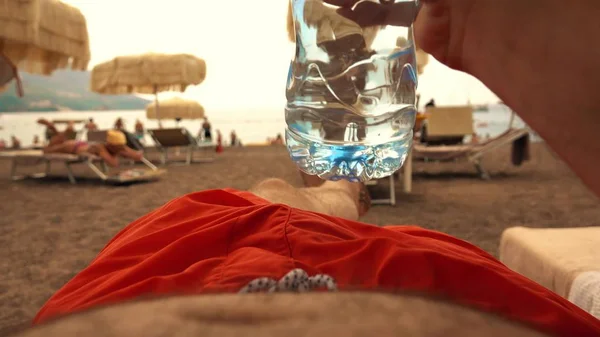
left=141, top=157, right=158, bottom=171
left=187, top=146, right=193, bottom=165
left=64, top=163, right=77, bottom=184
left=10, top=160, right=18, bottom=180
left=87, top=161, right=108, bottom=181
left=474, top=160, right=491, bottom=180
left=161, top=150, right=168, bottom=166
left=389, top=174, right=396, bottom=206
left=403, top=150, right=413, bottom=194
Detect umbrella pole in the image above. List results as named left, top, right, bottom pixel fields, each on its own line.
left=154, top=85, right=162, bottom=129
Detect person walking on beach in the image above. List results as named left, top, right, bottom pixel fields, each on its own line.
left=200, top=117, right=212, bottom=142
left=230, top=130, right=238, bottom=146
left=215, top=129, right=224, bottom=153
left=18, top=1, right=600, bottom=337
left=270, top=133, right=284, bottom=145
left=10, top=135, right=20, bottom=149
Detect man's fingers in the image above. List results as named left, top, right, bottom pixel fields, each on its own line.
left=414, top=1, right=450, bottom=55
left=414, top=0, right=472, bottom=70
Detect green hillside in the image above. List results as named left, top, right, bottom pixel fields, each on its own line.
left=0, top=70, right=150, bottom=112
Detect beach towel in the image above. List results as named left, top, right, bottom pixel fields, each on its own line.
left=33, top=190, right=600, bottom=337
left=569, top=271, right=600, bottom=319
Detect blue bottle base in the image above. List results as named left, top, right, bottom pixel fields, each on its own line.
left=286, top=129, right=413, bottom=182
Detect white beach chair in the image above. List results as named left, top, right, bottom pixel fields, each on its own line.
left=500, top=226, right=600, bottom=319
left=147, top=128, right=215, bottom=165
left=366, top=151, right=413, bottom=206
left=0, top=150, right=164, bottom=185
left=414, top=108, right=530, bottom=179
left=420, top=106, right=475, bottom=146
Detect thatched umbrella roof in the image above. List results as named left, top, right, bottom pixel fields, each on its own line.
left=287, top=1, right=428, bottom=74
left=91, top=53, right=206, bottom=126
left=90, top=53, right=206, bottom=95
left=146, top=97, right=205, bottom=120
left=0, top=0, right=90, bottom=75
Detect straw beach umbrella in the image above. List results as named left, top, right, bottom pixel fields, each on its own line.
left=90, top=53, right=206, bottom=124
left=0, top=0, right=90, bottom=75
left=146, top=97, right=205, bottom=120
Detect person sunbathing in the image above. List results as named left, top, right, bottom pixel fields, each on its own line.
left=37, top=119, right=77, bottom=143
left=43, top=129, right=142, bottom=167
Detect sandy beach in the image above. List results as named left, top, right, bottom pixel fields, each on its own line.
left=0, top=143, right=599, bottom=335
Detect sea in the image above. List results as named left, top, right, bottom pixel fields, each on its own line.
left=0, top=104, right=540, bottom=147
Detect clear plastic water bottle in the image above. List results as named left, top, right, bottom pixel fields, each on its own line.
left=285, top=0, right=420, bottom=182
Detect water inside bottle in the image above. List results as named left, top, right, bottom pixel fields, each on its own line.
left=286, top=0, right=419, bottom=182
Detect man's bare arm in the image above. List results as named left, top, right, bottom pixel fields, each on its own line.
left=97, top=146, right=119, bottom=167
left=118, top=146, right=143, bottom=161
left=415, top=0, right=600, bottom=197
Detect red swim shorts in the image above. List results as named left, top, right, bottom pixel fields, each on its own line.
left=34, top=189, right=600, bottom=336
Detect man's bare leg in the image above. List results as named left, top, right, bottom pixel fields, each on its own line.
left=249, top=178, right=362, bottom=221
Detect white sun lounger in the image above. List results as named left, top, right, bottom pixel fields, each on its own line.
left=366, top=150, right=413, bottom=205
left=0, top=150, right=164, bottom=184
left=500, top=226, right=600, bottom=319
left=413, top=128, right=530, bottom=179
left=147, top=128, right=215, bottom=165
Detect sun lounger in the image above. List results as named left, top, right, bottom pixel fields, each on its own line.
left=413, top=128, right=530, bottom=179
left=86, top=130, right=108, bottom=143
left=367, top=175, right=398, bottom=205
left=421, top=106, right=474, bottom=145
left=500, top=226, right=600, bottom=319
left=147, top=127, right=215, bottom=165
left=366, top=150, right=413, bottom=205
left=0, top=150, right=164, bottom=185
